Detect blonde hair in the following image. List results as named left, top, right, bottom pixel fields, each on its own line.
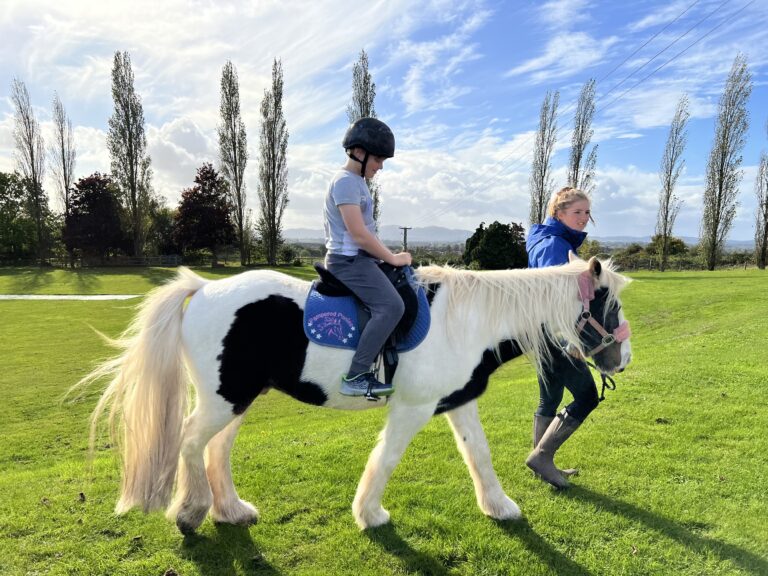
left=547, top=186, right=593, bottom=223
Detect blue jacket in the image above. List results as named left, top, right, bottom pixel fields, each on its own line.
left=526, top=217, right=587, bottom=268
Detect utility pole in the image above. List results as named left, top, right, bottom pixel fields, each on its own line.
left=399, top=226, right=412, bottom=251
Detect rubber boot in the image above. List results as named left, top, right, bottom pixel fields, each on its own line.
left=526, top=410, right=581, bottom=489
left=533, top=415, right=578, bottom=478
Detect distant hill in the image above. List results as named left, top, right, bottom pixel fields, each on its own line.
left=283, top=228, right=754, bottom=250
left=283, top=225, right=473, bottom=245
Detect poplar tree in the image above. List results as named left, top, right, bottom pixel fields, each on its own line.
left=347, top=49, right=381, bottom=225
left=257, top=59, right=289, bottom=266
left=529, top=90, right=559, bottom=225
left=218, top=60, right=249, bottom=265
left=568, top=78, right=598, bottom=194
left=107, top=51, right=152, bottom=256
left=656, top=95, right=689, bottom=271
left=49, top=92, right=77, bottom=267
left=11, top=78, right=48, bottom=264
left=700, top=54, right=752, bottom=271
left=755, top=151, right=768, bottom=269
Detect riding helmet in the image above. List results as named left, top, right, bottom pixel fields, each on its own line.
left=342, top=118, right=395, bottom=158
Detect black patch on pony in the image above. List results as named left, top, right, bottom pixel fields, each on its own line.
left=434, top=340, right=524, bottom=415
left=217, top=295, right=327, bottom=414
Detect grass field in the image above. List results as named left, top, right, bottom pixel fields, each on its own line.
left=1, top=266, right=766, bottom=575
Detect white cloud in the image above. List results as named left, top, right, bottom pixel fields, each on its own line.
left=505, top=33, right=618, bottom=84
left=146, top=117, right=219, bottom=203
left=537, top=0, right=591, bottom=30
left=394, top=7, right=491, bottom=114
left=626, top=0, right=696, bottom=33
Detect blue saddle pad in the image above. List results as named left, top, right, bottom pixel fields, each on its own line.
left=304, top=284, right=431, bottom=352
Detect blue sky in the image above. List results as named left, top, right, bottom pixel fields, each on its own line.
left=1, top=0, right=766, bottom=241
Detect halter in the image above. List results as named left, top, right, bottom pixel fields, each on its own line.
left=576, top=271, right=631, bottom=401
left=576, top=271, right=631, bottom=358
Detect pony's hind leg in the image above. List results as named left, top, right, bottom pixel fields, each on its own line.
left=353, top=402, right=436, bottom=529
left=166, top=397, right=236, bottom=534
left=206, top=415, right=259, bottom=526
left=444, top=399, right=522, bottom=520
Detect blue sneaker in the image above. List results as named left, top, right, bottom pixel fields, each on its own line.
left=340, top=372, right=394, bottom=400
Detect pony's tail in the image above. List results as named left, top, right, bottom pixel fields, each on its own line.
left=76, top=267, right=207, bottom=514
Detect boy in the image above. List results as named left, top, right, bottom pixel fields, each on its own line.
left=323, top=118, right=412, bottom=397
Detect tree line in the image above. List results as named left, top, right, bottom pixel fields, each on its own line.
left=2, top=51, right=766, bottom=271
left=527, top=53, right=767, bottom=271
left=2, top=50, right=366, bottom=267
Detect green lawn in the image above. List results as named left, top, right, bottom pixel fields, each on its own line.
left=0, top=267, right=766, bottom=575
left=0, top=264, right=319, bottom=295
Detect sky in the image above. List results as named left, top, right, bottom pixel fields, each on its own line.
left=1, top=0, right=767, bottom=242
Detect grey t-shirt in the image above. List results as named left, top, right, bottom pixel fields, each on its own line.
left=323, top=168, right=375, bottom=256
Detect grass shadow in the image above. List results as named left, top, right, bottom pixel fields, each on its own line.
left=74, top=269, right=101, bottom=293
left=0, top=267, right=57, bottom=293
left=181, top=523, right=282, bottom=576
left=564, top=486, right=768, bottom=575
left=365, top=522, right=450, bottom=575
left=83, top=266, right=176, bottom=288
left=494, top=518, right=593, bottom=576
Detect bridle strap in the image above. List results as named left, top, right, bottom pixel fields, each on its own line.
left=577, top=272, right=630, bottom=357
left=576, top=312, right=630, bottom=357
left=576, top=272, right=631, bottom=401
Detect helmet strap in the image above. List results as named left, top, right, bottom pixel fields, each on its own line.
left=346, top=149, right=369, bottom=177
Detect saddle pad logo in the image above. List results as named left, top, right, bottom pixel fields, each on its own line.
left=306, top=311, right=357, bottom=343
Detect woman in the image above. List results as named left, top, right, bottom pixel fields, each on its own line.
left=525, top=186, right=596, bottom=489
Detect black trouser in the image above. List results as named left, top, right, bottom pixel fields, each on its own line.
left=535, top=340, right=599, bottom=423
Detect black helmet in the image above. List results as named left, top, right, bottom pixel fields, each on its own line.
left=342, top=118, right=395, bottom=158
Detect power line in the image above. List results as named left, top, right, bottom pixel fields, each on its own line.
left=410, top=0, right=729, bottom=226
left=598, top=0, right=756, bottom=114
left=597, top=0, right=731, bottom=102
left=407, top=0, right=747, bottom=228
left=595, top=0, right=702, bottom=83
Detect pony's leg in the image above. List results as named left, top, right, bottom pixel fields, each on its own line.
left=166, top=397, right=235, bottom=534
left=444, top=400, right=522, bottom=520
left=206, top=415, right=259, bottom=526
left=353, top=402, right=435, bottom=529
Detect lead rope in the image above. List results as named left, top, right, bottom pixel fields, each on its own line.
left=586, top=360, right=616, bottom=402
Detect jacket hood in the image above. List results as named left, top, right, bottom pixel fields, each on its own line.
left=527, top=217, right=587, bottom=253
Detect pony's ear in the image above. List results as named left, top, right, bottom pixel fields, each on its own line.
left=588, top=256, right=602, bottom=278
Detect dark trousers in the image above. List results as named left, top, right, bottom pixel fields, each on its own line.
left=326, top=252, right=405, bottom=375
left=536, top=340, right=599, bottom=423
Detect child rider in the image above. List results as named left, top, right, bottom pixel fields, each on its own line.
left=323, top=118, right=412, bottom=398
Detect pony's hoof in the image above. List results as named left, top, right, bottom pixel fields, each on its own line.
left=211, top=500, right=260, bottom=526
left=354, top=505, right=390, bottom=530
left=483, top=495, right=522, bottom=521
left=177, top=518, right=199, bottom=535
left=174, top=506, right=209, bottom=535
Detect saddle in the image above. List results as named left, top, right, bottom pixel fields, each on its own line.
left=304, top=262, right=431, bottom=384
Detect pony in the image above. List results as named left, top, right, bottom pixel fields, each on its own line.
left=78, top=255, right=631, bottom=534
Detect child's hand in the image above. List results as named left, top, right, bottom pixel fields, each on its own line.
left=391, top=252, right=412, bottom=267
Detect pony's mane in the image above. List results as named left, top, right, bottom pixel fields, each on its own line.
left=416, top=259, right=628, bottom=370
